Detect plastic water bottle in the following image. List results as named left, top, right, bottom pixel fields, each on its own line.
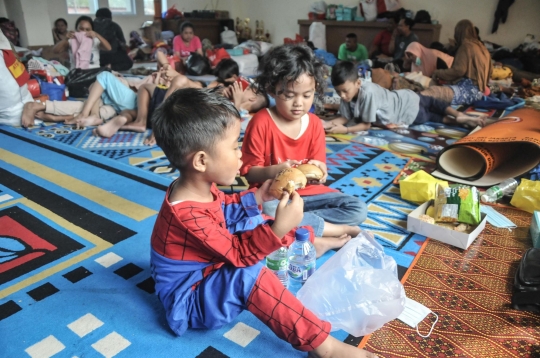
left=480, top=178, right=519, bottom=203
left=266, top=247, right=289, bottom=288
left=288, top=228, right=316, bottom=296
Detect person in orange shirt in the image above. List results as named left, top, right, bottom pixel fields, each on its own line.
left=241, top=45, right=367, bottom=244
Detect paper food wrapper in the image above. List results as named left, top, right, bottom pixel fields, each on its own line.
left=435, top=108, right=540, bottom=186
left=400, top=170, right=448, bottom=203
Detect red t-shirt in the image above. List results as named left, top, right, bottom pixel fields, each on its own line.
left=373, top=30, right=393, bottom=56
left=173, top=35, right=202, bottom=58
left=241, top=109, right=337, bottom=196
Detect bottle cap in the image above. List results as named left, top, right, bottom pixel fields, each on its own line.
left=295, top=228, right=310, bottom=241
left=480, top=194, right=491, bottom=203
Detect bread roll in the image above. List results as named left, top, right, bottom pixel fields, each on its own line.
left=268, top=168, right=307, bottom=199
left=297, top=164, right=324, bottom=180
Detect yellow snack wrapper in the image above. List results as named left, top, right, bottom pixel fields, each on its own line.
left=510, top=179, right=540, bottom=214
left=400, top=170, right=449, bottom=203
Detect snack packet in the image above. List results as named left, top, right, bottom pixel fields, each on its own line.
left=434, top=184, right=481, bottom=225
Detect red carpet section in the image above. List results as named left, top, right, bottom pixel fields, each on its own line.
left=362, top=207, right=540, bottom=357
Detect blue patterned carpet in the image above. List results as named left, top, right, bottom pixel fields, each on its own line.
left=0, top=123, right=425, bottom=357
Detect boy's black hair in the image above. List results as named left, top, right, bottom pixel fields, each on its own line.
left=346, top=33, right=357, bottom=40
left=213, top=59, right=239, bottom=83
left=152, top=88, right=240, bottom=170
left=179, top=21, right=194, bottom=33
left=256, top=44, right=325, bottom=96
left=401, top=17, right=415, bottom=29
left=75, top=16, right=93, bottom=31
left=96, top=8, right=112, bottom=19
left=331, top=61, right=358, bottom=87
left=54, top=18, right=67, bottom=27
left=0, top=18, right=9, bottom=24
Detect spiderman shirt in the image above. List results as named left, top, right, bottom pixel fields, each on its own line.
left=150, top=183, right=331, bottom=351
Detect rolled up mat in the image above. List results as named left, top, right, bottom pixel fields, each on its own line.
left=27, top=78, right=40, bottom=98
left=433, top=108, right=540, bottom=186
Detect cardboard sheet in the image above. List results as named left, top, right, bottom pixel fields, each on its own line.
left=434, top=108, right=540, bottom=186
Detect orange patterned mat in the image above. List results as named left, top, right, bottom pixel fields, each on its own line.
left=361, top=207, right=540, bottom=357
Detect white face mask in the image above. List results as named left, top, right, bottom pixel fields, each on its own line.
left=480, top=205, right=517, bottom=229
left=397, top=297, right=438, bottom=338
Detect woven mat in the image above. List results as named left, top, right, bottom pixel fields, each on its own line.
left=361, top=207, right=540, bottom=357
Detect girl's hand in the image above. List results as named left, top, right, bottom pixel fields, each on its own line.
left=86, top=31, right=97, bottom=39
left=254, top=179, right=275, bottom=205
left=274, top=160, right=302, bottom=176
left=307, top=159, right=328, bottom=184
left=66, top=31, right=75, bottom=39
left=229, top=81, right=246, bottom=108
left=325, top=124, right=348, bottom=134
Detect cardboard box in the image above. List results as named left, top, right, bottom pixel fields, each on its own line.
left=531, top=211, right=540, bottom=248
left=407, top=202, right=487, bottom=250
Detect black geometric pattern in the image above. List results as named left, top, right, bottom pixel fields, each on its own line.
left=196, top=346, right=229, bottom=358
left=0, top=300, right=22, bottom=321
left=136, top=277, right=156, bottom=294
left=114, top=263, right=144, bottom=280
left=27, top=282, right=59, bottom=301
left=63, top=266, right=93, bottom=283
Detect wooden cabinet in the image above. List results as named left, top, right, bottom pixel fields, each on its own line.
left=162, top=18, right=234, bottom=45
left=298, top=20, right=441, bottom=55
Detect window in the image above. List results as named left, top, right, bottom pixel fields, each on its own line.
left=144, top=0, right=167, bottom=16
left=66, top=0, right=98, bottom=14
left=109, top=0, right=136, bottom=15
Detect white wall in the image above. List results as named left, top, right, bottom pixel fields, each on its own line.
left=232, top=0, right=540, bottom=50
left=0, top=0, right=7, bottom=18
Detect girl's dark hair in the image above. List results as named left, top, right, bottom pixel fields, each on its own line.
left=213, top=59, right=239, bottom=83
left=75, top=16, right=93, bottom=31
left=54, top=18, right=67, bottom=27
left=179, top=21, right=194, bottom=33
left=256, top=44, right=325, bottom=96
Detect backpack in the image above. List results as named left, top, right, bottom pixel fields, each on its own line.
left=414, top=10, right=432, bottom=24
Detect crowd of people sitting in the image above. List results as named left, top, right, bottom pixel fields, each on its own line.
left=0, top=13, right=501, bottom=147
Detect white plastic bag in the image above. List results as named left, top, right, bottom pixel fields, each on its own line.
left=309, top=22, right=326, bottom=51
left=297, top=231, right=406, bottom=337
left=221, top=26, right=238, bottom=46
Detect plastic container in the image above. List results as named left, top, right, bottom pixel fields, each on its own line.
left=266, top=247, right=289, bottom=288
left=288, top=228, right=316, bottom=296
left=226, top=48, right=243, bottom=56
left=481, top=178, right=519, bottom=203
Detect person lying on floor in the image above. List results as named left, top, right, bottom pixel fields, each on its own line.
left=150, top=87, right=377, bottom=358
left=323, top=61, right=486, bottom=134
left=99, top=56, right=269, bottom=145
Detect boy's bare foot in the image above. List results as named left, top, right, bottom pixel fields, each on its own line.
left=308, top=335, right=378, bottom=358
left=454, top=114, right=486, bottom=128
left=144, top=132, right=156, bottom=146
left=21, top=101, right=45, bottom=127
left=313, top=234, right=352, bottom=258
left=64, top=114, right=82, bottom=124
left=93, top=115, right=128, bottom=138
left=75, top=115, right=103, bottom=129
left=120, top=122, right=146, bottom=133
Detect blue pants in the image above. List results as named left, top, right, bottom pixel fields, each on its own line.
left=96, top=72, right=137, bottom=113
left=413, top=94, right=449, bottom=124
left=262, top=192, right=367, bottom=236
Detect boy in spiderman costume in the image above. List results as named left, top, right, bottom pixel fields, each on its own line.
left=150, top=88, right=376, bottom=357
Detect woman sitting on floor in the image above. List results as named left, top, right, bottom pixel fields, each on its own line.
left=53, top=15, right=111, bottom=70
left=403, top=42, right=454, bottom=77
left=430, top=19, right=492, bottom=106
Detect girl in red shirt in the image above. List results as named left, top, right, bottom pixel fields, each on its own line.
left=241, top=45, right=367, bottom=244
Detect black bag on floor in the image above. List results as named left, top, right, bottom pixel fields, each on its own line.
left=511, top=248, right=540, bottom=313
left=65, top=67, right=111, bottom=98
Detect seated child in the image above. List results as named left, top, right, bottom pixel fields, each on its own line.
left=324, top=61, right=486, bottom=134
left=150, top=87, right=376, bottom=358
left=241, top=45, right=367, bottom=238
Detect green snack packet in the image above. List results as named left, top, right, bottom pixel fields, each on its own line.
left=446, top=184, right=481, bottom=225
